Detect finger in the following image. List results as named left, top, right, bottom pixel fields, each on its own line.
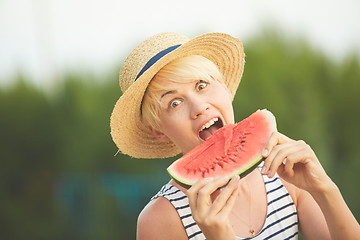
left=197, top=176, right=230, bottom=214
left=188, top=176, right=230, bottom=213
left=261, top=132, right=290, bottom=174
left=262, top=132, right=292, bottom=158
left=264, top=141, right=304, bottom=178
left=196, top=176, right=230, bottom=203
left=210, top=175, right=240, bottom=215
left=284, top=143, right=314, bottom=169
left=217, top=180, right=240, bottom=218
left=262, top=140, right=295, bottom=174
left=283, top=157, right=295, bottom=177
left=278, top=146, right=313, bottom=179
left=187, top=178, right=213, bottom=210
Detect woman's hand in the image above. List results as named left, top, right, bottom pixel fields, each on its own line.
left=261, top=132, right=360, bottom=239
left=261, top=132, right=332, bottom=193
left=187, top=175, right=240, bottom=240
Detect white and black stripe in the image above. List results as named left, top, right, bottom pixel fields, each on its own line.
left=152, top=164, right=298, bottom=240
left=152, top=185, right=206, bottom=239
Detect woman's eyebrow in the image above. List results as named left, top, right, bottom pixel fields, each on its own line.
left=160, top=90, right=177, bottom=99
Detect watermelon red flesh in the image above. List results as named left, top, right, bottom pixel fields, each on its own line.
left=167, top=109, right=277, bottom=188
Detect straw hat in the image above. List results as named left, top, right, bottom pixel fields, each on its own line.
left=110, top=32, right=245, bottom=159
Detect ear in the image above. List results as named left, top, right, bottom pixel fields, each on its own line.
left=148, top=126, right=171, bottom=142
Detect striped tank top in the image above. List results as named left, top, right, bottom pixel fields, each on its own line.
left=151, top=165, right=298, bottom=240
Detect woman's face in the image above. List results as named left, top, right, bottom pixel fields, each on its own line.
left=153, top=77, right=235, bottom=155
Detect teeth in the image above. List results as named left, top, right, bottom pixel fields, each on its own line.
left=200, top=117, right=218, bottom=132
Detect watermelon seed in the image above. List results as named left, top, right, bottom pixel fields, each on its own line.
left=222, top=158, right=229, bottom=163
left=228, top=156, right=237, bottom=163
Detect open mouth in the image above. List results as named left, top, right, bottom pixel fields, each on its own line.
left=199, top=117, right=224, bottom=141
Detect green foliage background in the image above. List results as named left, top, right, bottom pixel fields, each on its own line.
left=1, top=31, right=359, bottom=239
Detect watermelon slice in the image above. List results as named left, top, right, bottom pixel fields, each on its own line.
left=167, top=109, right=277, bottom=188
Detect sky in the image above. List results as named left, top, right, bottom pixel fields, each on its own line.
left=0, top=0, right=359, bottom=88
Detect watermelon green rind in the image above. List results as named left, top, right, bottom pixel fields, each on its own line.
left=167, top=109, right=277, bottom=188
left=167, top=168, right=195, bottom=188
left=239, top=157, right=264, bottom=177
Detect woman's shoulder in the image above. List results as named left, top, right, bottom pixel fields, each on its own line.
left=137, top=194, right=187, bottom=240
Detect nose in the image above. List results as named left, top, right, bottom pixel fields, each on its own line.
left=190, top=97, right=210, bottom=119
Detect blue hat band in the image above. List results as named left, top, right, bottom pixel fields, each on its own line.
left=134, top=44, right=182, bottom=81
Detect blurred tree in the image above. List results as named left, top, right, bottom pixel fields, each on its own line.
left=0, top=76, right=61, bottom=239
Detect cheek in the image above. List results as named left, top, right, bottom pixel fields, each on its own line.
left=213, top=88, right=234, bottom=122
left=158, top=113, right=184, bottom=136
left=212, top=87, right=232, bottom=105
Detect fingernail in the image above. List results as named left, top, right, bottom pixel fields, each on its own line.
left=267, top=170, right=272, bottom=178
left=261, top=165, right=267, bottom=174
left=262, top=149, right=268, bottom=157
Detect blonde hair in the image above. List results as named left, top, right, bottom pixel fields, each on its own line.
left=141, top=55, right=224, bottom=130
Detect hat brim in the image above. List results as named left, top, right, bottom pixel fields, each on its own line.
left=110, top=33, right=245, bottom=158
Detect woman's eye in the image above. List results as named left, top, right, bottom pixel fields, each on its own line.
left=196, top=81, right=208, bottom=91
left=170, top=99, right=181, bottom=109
